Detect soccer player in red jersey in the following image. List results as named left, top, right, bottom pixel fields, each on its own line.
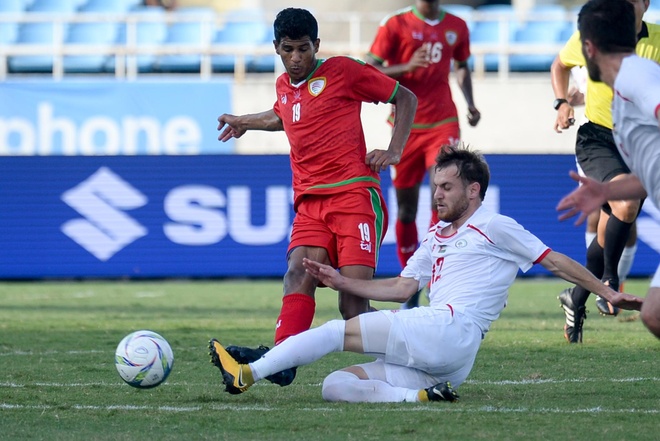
left=367, top=0, right=480, bottom=308
left=216, top=8, right=417, bottom=385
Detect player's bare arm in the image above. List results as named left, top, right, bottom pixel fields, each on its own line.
left=455, top=60, right=480, bottom=127
left=557, top=171, right=648, bottom=224
left=550, top=57, right=576, bottom=133
left=365, top=85, right=417, bottom=172
left=539, top=251, right=643, bottom=311
left=217, top=109, right=284, bottom=142
left=302, top=258, right=419, bottom=303
left=366, top=45, right=430, bottom=78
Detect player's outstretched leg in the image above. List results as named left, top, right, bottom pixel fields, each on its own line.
left=226, top=344, right=297, bottom=386
left=209, top=339, right=254, bottom=394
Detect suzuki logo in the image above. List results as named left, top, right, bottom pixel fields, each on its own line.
left=61, top=167, right=148, bottom=261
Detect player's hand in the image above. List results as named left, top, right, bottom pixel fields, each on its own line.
left=302, top=258, right=342, bottom=290
left=556, top=171, right=606, bottom=224
left=365, top=149, right=401, bottom=172
left=467, top=106, right=481, bottom=127
left=405, top=45, right=430, bottom=73
left=605, top=290, right=644, bottom=311
left=217, top=114, right=246, bottom=142
left=554, top=103, right=575, bottom=133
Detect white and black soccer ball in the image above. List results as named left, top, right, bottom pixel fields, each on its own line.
left=115, top=330, right=174, bottom=389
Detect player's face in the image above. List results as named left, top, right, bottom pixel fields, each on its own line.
left=274, top=36, right=320, bottom=84
left=433, top=165, right=472, bottom=223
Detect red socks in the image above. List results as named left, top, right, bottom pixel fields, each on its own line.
left=396, top=220, right=418, bottom=268
left=274, top=293, right=316, bottom=345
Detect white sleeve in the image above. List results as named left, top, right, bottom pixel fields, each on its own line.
left=487, top=215, right=550, bottom=272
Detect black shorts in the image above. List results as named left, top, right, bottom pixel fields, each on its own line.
left=575, top=121, right=630, bottom=183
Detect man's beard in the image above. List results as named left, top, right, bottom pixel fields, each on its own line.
left=437, top=195, right=470, bottom=223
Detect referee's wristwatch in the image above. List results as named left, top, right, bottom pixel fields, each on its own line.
left=553, top=98, right=568, bottom=110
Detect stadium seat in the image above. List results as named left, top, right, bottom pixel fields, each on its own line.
left=212, top=9, right=269, bottom=73
left=469, top=4, right=519, bottom=71
left=78, top=0, right=131, bottom=13
left=0, top=0, right=25, bottom=13
left=63, top=22, right=119, bottom=72
left=108, top=6, right=168, bottom=73
left=509, top=21, right=566, bottom=72
left=27, top=0, right=79, bottom=13
left=0, top=0, right=23, bottom=45
left=8, top=22, right=65, bottom=72
left=157, top=7, right=215, bottom=72
left=247, top=27, right=276, bottom=73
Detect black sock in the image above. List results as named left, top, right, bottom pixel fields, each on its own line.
left=572, top=238, right=605, bottom=307
left=601, top=215, right=633, bottom=286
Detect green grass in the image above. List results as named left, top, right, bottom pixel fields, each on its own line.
left=0, top=278, right=658, bottom=441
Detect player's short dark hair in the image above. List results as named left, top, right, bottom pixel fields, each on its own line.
left=435, top=144, right=489, bottom=201
left=273, top=8, right=318, bottom=43
left=578, top=0, right=636, bottom=53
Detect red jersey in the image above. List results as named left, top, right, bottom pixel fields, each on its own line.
left=368, top=6, right=470, bottom=130
left=273, top=56, right=399, bottom=208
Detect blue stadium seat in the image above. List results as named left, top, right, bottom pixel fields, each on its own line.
left=63, top=22, right=119, bottom=72
left=509, top=21, right=566, bottom=72
left=247, top=27, right=276, bottom=73
left=470, top=4, right=519, bottom=71
left=212, top=9, right=268, bottom=72
left=0, top=0, right=23, bottom=45
left=157, top=8, right=215, bottom=72
left=27, top=0, right=78, bottom=13
left=0, top=0, right=25, bottom=12
left=8, top=22, right=64, bottom=72
left=107, top=6, right=168, bottom=73
left=78, top=0, right=131, bottom=13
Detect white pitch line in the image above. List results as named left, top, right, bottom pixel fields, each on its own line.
left=1, top=403, right=657, bottom=414
left=2, top=377, right=657, bottom=389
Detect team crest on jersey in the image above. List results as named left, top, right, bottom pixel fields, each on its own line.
left=308, top=77, right=326, bottom=96
left=456, top=239, right=468, bottom=248
left=280, top=94, right=287, bottom=104
left=445, top=31, right=457, bottom=45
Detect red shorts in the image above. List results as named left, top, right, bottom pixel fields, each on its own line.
left=288, top=187, right=388, bottom=269
left=390, top=123, right=460, bottom=189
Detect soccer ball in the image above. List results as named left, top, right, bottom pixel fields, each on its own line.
left=115, top=330, right=174, bottom=389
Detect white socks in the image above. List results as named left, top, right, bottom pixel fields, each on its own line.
left=322, top=370, right=420, bottom=403
left=250, top=319, right=345, bottom=382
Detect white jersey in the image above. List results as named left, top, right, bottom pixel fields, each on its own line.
left=401, top=206, right=550, bottom=333
left=612, top=55, right=660, bottom=208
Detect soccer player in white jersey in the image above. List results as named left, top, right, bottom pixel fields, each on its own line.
left=208, top=145, right=643, bottom=402
left=558, top=0, right=660, bottom=339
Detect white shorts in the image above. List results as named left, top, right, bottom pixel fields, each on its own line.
left=358, top=306, right=483, bottom=388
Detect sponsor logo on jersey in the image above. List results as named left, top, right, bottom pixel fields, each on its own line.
left=445, top=31, right=457, bottom=45
left=280, top=94, right=287, bottom=104
left=308, top=77, right=327, bottom=97
left=412, top=31, right=424, bottom=40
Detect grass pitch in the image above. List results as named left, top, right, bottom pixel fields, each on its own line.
left=0, top=278, right=658, bottom=441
